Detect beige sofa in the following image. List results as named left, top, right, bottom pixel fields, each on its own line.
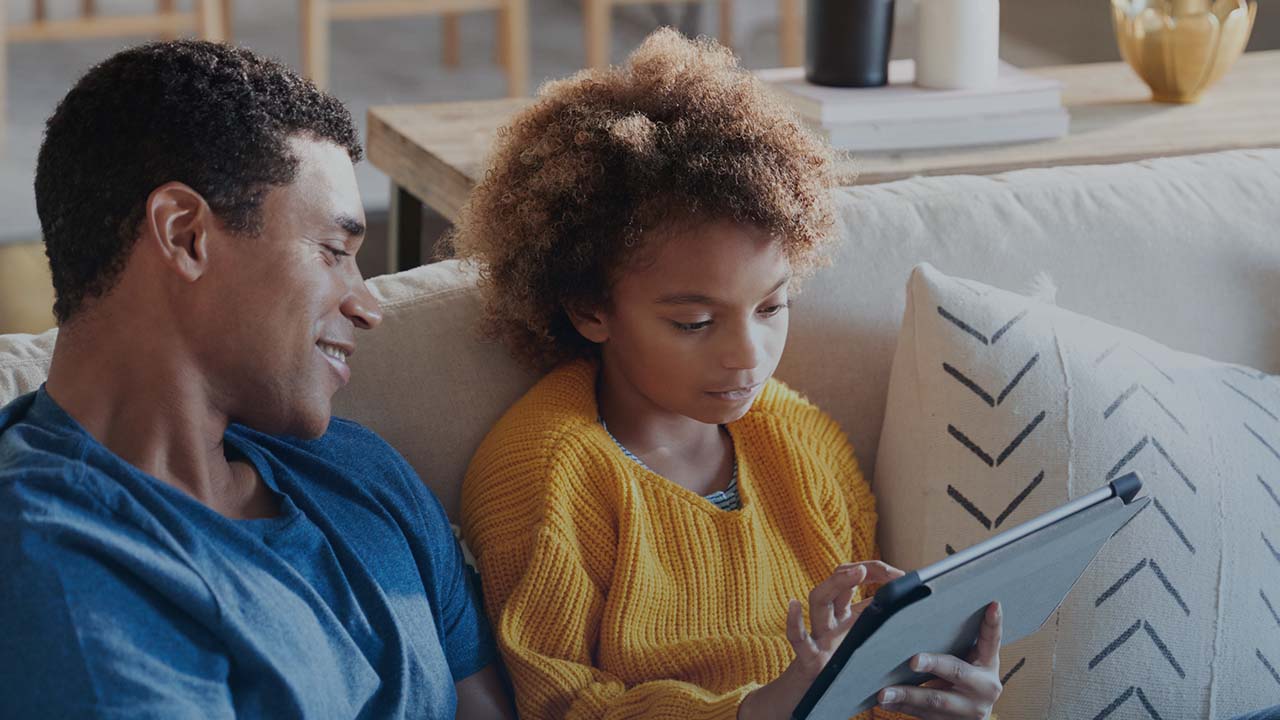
left=3, top=148, right=1278, bottom=716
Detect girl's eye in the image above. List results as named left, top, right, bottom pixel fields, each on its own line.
left=758, top=302, right=789, bottom=317
left=673, top=319, right=712, bottom=333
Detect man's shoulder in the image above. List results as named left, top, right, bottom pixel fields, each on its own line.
left=0, top=447, right=148, bottom=568
left=0, top=394, right=111, bottom=509
left=0, top=461, right=105, bottom=517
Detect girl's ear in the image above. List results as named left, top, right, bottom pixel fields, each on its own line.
left=566, top=302, right=610, bottom=344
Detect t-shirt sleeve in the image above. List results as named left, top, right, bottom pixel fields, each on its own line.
left=0, top=478, right=234, bottom=719
left=395, top=458, right=499, bottom=682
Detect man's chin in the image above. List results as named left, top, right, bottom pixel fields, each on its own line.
left=291, top=412, right=333, bottom=440
left=234, top=399, right=332, bottom=440
left=291, top=396, right=335, bottom=438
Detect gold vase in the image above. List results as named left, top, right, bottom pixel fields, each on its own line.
left=1111, top=0, right=1257, bottom=103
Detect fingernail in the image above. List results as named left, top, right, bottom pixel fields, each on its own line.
left=912, top=654, right=930, bottom=672
left=994, top=602, right=1003, bottom=619
left=838, top=564, right=859, bottom=574
left=881, top=689, right=900, bottom=704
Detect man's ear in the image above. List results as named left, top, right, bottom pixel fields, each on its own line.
left=565, top=301, right=610, bottom=344
left=142, top=182, right=216, bottom=283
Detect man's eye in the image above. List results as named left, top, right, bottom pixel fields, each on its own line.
left=325, top=246, right=351, bottom=259
left=673, top=320, right=712, bottom=333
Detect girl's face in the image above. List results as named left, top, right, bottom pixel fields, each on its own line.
left=573, top=219, right=791, bottom=425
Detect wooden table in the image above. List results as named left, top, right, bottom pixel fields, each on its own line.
left=368, top=50, right=1280, bottom=271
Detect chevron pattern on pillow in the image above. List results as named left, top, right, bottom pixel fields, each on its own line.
left=873, top=263, right=1280, bottom=719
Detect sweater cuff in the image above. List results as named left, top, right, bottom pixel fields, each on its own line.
left=710, top=682, right=762, bottom=720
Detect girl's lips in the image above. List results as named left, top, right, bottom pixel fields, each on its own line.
left=706, top=383, right=761, bottom=401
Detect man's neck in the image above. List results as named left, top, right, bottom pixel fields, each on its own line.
left=44, top=319, right=273, bottom=519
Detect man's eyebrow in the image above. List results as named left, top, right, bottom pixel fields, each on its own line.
left=654, top=275, right=791, bottom=306
left=336, top=214, right=366, bottom=238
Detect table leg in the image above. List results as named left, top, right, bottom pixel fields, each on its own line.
left=301, top=0, right=330, bottom=89
left=718, top=0, right=732, bottom=52
left=199, top=0, right=227, bottom=42
left=504, top=0, right=528, bottom=97
left=442, top=13, right=460, bottom=68
left=0, top=0, right=7, bottom=152
left=584, top=0, right=609, bottom=68
left=780, top=0, right=802, bottom=68
left=387, top=182, right=423, bottom=272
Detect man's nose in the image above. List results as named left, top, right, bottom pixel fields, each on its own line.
left=342, top=279, right=383, bottom=330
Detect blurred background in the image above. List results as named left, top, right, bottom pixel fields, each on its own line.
left=1, top=0, right=1277, bottom=335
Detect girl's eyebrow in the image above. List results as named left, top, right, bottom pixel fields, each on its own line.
left=655, top=292, right=717, bottom=306
left=653, top=275, right=791, bottom=306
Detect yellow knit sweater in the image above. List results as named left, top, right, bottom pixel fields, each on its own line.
left=462, top=360, right=910, bottom=720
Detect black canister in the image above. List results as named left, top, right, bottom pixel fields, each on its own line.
left=805, top=0, right=896, bottom=87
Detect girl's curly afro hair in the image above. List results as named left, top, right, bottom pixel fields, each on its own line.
left=448, top=28, right=838, bottom=370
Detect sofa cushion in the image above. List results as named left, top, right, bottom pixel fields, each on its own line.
left=874, top=263, right=1280, bottom=718
left=329, top=261, right=538, bottom=521
left=4, top=149, right=1279, bottom=525
left=782, top=148, right=1280, bottom=511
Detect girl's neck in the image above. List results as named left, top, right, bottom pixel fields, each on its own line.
left=595, top=361, right=733, bottom=495
left=595, top=362, right=718, bottom=456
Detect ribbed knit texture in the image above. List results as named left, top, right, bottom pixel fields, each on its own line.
left=462, top=360, right=912, bottom=720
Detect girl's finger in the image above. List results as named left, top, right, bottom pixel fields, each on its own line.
left=879, top=684, right=979, bottom=719
left=810, top=565, right=866, bottom=634
left=852, top=560, right=907, bottom=586
left=831, top=584, right=856, bottom=623
left=970, top=602, right=1003, bottom=670
left=911, top=653, right=1000, bottom=699
left=786, top=598, right=820, bottom=658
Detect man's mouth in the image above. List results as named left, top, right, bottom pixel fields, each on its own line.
left=317, top=340, right=353, bottom=385
left=318, top=341, right=350, bottom=362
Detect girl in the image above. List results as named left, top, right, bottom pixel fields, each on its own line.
left=452, top=29, right=1003, bottom=720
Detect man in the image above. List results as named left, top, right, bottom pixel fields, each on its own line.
left=0, top=41, right=513, bottom=719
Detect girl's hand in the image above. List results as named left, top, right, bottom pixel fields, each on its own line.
left=738, top=561, right=906, bottom=720
left=787, top=561, right=906, bottom=679
left=877, top=601, right=1004, bottom=719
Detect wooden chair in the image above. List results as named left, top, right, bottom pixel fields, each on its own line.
left=300, top=0, right=529, bottom=98
left=583, top=0, right=803, bottom=68
left=0, top=0, right=229, bottom=146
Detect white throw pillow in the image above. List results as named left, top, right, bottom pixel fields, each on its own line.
left=0, top=328, right=56, bottom=405
left=874, top=263, right=1280, bottom=718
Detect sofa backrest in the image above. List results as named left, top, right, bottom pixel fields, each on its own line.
left=3, top=149, right=1278, bottom=521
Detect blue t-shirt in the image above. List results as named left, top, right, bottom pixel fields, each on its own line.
left=0, top=387, right=497, bottom=719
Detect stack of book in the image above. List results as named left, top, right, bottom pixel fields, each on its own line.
left=757, top=59, right=1069, bottom=153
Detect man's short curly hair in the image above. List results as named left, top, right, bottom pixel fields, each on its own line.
left=35, top=40, right=362, bottom=324
left=448, top=28, right=837, bottom=370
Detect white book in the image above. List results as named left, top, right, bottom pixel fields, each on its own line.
left=807, top=106, right=1070, bottom=152
left=758, top=60, right=1063, bottom=125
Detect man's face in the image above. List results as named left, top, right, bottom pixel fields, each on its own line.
left=196, top=137, right=381, bottom=438
left=594, top=219, right=791, bottom=426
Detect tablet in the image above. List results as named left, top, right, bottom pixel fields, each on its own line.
left=792, top=471, right=1150, bottom=720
